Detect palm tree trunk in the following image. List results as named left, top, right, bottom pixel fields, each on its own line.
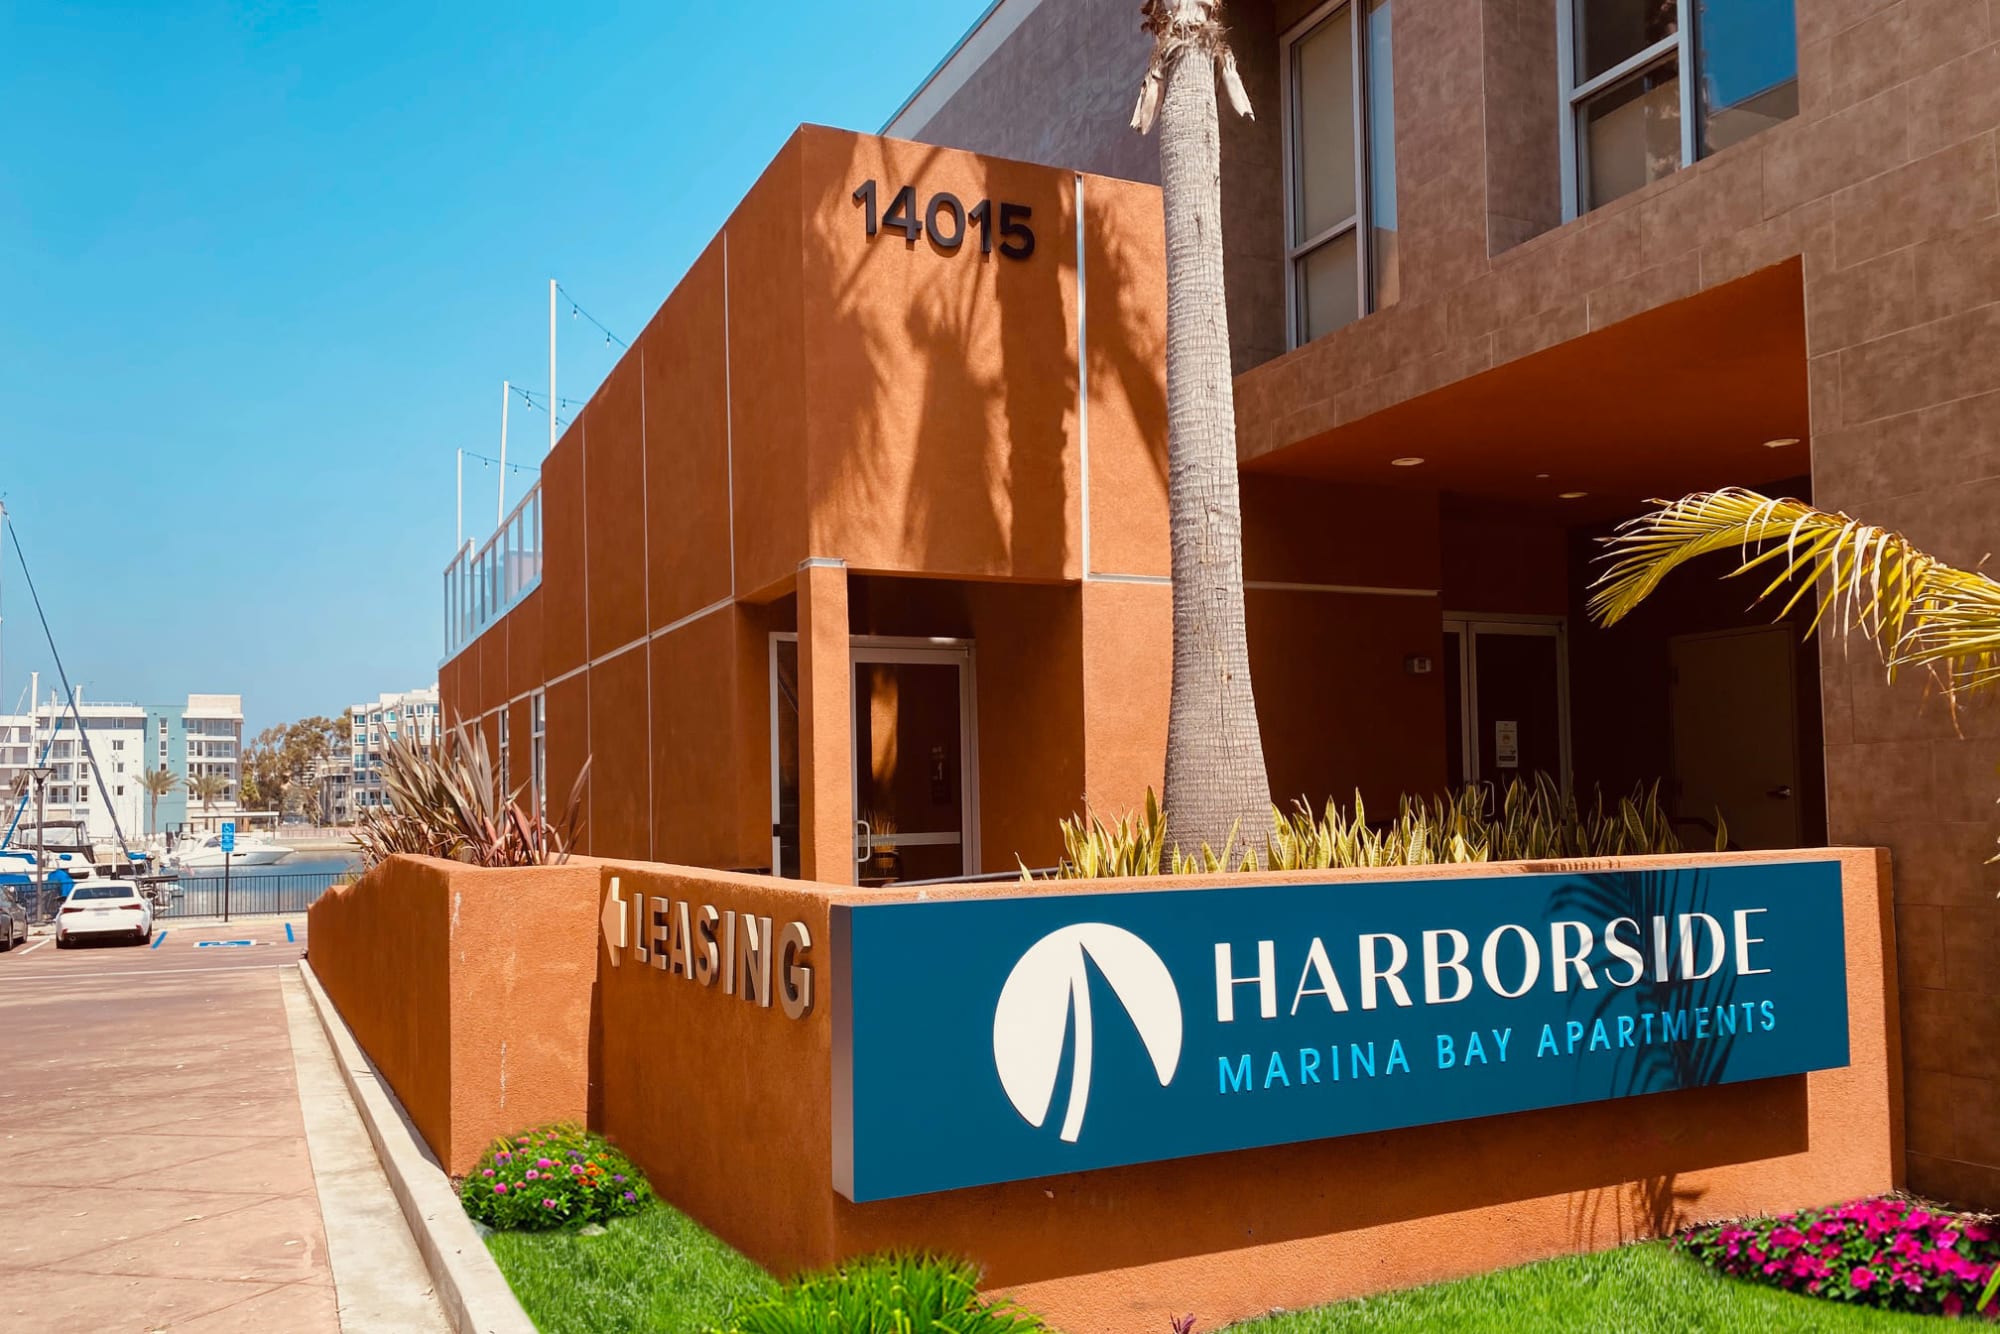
left=1150, top=6, right=1271, bottom=856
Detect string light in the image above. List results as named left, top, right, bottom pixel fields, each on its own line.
left=555, top=283, right=628, bottom=349
left=507, top=384, right=571, bottom=429
left=462, top=449, right=539, bottom=476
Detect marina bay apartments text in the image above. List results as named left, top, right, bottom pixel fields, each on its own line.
left=439, top=0, right=2000, bottom=1202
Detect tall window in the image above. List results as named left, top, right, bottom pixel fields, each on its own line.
left=497, top=711, right=511, bottom=804
left=1560, top=0, right=1798, bottom=214
left=1283, top=0, right=1399, bottom=347
left=529, top=691, right=547, bottom=818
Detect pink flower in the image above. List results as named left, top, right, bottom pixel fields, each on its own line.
left=482, top=1168, right=494, bottom=1177
left=536, top=1158, right=554, bottom=1169
left=1850, top=1266, right=1875, bottom=1290
left=525, top=1170, right=539, bottom=1180
left=542, top=1199, right=556, bottom=1209
left=493, top=1183, right=507, bottom=1194
left=1946, top=1293, right=1966, bottom=1317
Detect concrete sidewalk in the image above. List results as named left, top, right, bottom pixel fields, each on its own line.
left=0, top=919, right=447, bottom=1332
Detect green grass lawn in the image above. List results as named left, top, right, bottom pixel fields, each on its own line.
left=1246, top=1243, right=1945, bottom=1333
left=486, top=1203, right=775, bottom=1334
left=488, top=1203, right=1946, bottom=1334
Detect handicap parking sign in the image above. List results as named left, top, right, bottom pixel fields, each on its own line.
left=219, top=821, right=235, bottom=853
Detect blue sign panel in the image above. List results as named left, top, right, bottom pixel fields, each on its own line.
left=833, top=860, right=1849, bottom=1202
left=219, top=821, right=236, bottom=854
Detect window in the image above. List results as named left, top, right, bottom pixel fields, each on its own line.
left=498, top=711, right=511, bottom=804
left=1282, top=0, right=1399, bottom=347
left=530, top=691, right=547, bottom=818
left=1559, top=0, right=1798, bottom=214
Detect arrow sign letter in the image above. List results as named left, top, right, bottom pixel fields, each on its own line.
left=602, top=876, right=628, bottom=966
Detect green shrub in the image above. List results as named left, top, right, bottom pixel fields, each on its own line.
left=459, top=1123, right=652, bottom=1231
left=1040, top=773, right=1720, bottom=879
left=722, top=1254, right=1045, bottom=1334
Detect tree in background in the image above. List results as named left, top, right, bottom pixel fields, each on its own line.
left=188, top=772, right=229, bottom=823
left=242, top=715, right=343, bottom=817
left=1132, top=0, right=1271, bottom=857
left=137, top=767, right=180, bottom=836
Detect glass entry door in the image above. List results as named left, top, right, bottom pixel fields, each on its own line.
left=852, top=643, right=977, bottom=885
left=1444, top=617, right=1570, bottom=790
left=770, top=637, right=802, bottom=877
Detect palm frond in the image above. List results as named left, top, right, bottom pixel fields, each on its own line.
left=1591, top=488, right=2000, bottom=697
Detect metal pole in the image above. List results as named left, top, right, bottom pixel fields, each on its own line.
left=548, top=279, right=558, bottom=454
left=32, top=773, right=44, bottom=923
left=498, top=379, right=510, bottom=526
left=223, top=849, right=230, bottom=925
left=0, top=500, right=8, bottom=712
left=455, top=449, right=463, bottom=551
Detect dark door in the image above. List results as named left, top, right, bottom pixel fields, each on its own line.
left=1473, top=630, right=1564, bottom=784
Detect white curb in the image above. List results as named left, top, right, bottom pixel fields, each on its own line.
left=298, top=959, right=539, bottom=1334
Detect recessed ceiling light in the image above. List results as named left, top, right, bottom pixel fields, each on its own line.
left=1535, top=472, right=1551, bottom=479
left=1391, top=456, right=1425, bottom=467
left=1559, top=491, right=1589, bottom=500
left=1763, top=436, right=1801, bottom=449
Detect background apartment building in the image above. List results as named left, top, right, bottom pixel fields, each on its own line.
left=346, top=686, right=440, bottom=815
left=0, top=689, right=244, bottom=840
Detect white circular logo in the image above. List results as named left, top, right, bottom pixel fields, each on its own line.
left=992, top=923, right=1182, bottom=1143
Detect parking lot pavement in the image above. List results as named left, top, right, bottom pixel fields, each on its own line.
left=0, top=914, right=434, bottom=1332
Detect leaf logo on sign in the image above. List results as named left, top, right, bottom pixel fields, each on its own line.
left=992, top=923, right=1182, bottom=1143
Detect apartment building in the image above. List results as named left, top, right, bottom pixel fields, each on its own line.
left=346, top=686, right=441, bottom=815
left=0, top=690, right=243, bottom=839
left=440, top=0, right=2000, bottom=1202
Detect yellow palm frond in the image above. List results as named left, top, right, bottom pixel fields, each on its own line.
left=1591, top=489, right=2000, bottom=697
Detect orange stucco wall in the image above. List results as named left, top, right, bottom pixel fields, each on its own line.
left=438, top=128, right=1178, bottom=873
left=306, top=856, right=600, bottom=1174
left=317, top=848, right=1897, bottom=1331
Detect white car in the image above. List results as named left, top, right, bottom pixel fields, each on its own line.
left=56, top=882, right=154, bottom=948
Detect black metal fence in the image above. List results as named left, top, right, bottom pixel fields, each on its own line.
left=152, top=870, right=348, bottom=920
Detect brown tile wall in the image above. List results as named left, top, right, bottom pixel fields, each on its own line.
left=1243, top=0, right=2000, bottom=1206
left=896, top=0, right=2000, bottom=1201
left=1481, top=0, right=1561, bottom=252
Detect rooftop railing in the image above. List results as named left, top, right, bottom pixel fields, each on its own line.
left=444, top=481, right=542, bottom=659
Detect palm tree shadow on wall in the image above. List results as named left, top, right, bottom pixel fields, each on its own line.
left=1547, top=865, right=1776, bottom=1245
left=804, top=136, right=1167, bottom=582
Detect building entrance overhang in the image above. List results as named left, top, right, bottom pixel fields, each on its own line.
left=1241, top=259, right=1811, bottom=522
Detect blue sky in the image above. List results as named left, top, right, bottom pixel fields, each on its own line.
left=0, top=0, right=992, bottom=734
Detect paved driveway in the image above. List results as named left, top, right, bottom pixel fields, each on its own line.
left=0, top=919, right=339, bottom=1332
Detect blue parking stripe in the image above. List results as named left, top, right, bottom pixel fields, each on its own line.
left=285, top=922, right=295, bottom=943
left=150, top=930, right=167, bottom=950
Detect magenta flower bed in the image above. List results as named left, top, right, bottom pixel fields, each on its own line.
left=458, top=1123, right=653, bottom=1232
left=1678, top=1196, right=2000, bottom=1317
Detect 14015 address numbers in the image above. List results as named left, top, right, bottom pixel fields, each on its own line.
left=852, top=180, right=1035, bottom=259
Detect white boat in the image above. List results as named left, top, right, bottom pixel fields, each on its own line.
left=7, top=822, right=98, bottom=880
left=166, top=832, right=292, bottom=870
